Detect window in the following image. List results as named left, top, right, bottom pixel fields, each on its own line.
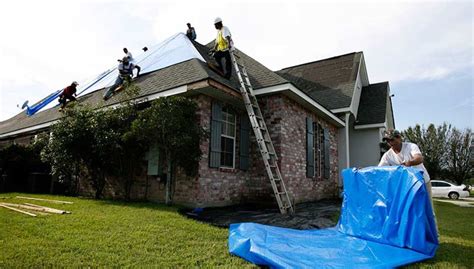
left=432, top=182, right=451, bottom=187
left=220, top=107, right=236, bottom=168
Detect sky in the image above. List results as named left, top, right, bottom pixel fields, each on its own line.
left=0, top=0, right=472, bottom=131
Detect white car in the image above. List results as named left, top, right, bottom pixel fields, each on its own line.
left=430, top=180, right=470, bottom=200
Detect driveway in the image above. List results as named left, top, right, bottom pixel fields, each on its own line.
left=434, top=198, right=474, bottom=208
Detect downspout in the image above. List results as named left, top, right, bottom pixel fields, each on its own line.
left=345, top=112, right=350, bottom=168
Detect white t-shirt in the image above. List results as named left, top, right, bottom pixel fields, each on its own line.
left=378, top=142, right=430, bottom=182
left=126, top=51, right=135, bottom=63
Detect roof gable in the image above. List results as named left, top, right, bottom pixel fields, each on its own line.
left=277, top=52, right=362, bottom=109
left=355, top=82, right=389, bottom=125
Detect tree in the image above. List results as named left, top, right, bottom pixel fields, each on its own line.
left=446, top=128, right=473, bottom=185
left=129, top=96, right=206, bottom=205
left=403, top=123, right=473, bottom=185
left=403, top=123, right=451, bottom=179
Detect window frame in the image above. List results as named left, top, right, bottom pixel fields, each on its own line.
left=220, top=107, right=236, bottom=169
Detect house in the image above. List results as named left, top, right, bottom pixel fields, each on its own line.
left=0, top=33, right=395, bottom=207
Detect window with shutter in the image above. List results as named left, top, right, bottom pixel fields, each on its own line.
left=220, top=107, right=236, bottom=168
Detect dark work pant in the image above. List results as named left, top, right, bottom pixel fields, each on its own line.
left=214, top=50, right=232, bottom=79
left=59, top=95, right=76, bottom=108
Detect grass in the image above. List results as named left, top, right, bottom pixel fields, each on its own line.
left=1, top=194, right=473, bottom=268
left=405, top=201, right=474, bottom=269
left=0, top=193, right=254, bottom=268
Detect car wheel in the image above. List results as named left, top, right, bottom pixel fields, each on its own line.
left=448, top=192, right=459, bottom=200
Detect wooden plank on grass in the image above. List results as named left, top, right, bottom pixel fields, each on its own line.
left=24, top=203, right=71, bottom=214
left=0, top=204, right=37, bottom=217
left=1, top=203, right=69, bottom=215
left=16, top=196, right=73, bottom=204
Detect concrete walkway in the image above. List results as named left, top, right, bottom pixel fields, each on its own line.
left=434, top=198, right=474, bottom=208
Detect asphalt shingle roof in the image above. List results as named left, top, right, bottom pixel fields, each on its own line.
left=356, top=82, right=389, bottom=125
left=277, top=52, right=362, bottom=110
left=0, top=40, right=288, bottom=137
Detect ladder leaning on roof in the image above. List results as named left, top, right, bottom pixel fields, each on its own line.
left=229, top=50, right=294, bottom=215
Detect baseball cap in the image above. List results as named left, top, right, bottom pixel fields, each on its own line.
left=382, top=129, right=402, bottom=141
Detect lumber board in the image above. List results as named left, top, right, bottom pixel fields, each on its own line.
left=16, top=196, right=73, bottom=204
left=1, top=203, right=69, bottom=214
left=0, top=204, right=36, bottom=217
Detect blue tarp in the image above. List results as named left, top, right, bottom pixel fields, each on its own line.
left=229, top=166, right=438, bottom=268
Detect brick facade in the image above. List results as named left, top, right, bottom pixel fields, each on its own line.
left=165, top=93, right=340, bottom=207
left=2, top=92, right=340, bottom=208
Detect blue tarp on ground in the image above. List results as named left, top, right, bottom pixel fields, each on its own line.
left=229, top=166, right=439, bottom=268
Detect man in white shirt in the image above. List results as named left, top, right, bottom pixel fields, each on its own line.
left=378, top=129, right=437, bottom=231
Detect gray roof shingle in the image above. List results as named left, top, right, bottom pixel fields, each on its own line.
left=0, top=40, right=289, bottom=137
left=276, top=52, right=362, bottom=109
left=356, top=82, right=389, bottom=125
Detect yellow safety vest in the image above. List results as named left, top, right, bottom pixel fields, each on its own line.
left=216, top=30, right=229, bottom=51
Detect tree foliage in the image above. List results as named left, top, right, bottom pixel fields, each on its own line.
left=40, top=88, right=205, bottom=201
left=129, top=96, right=206, bottom=204
left=403, top=123, right=472, bottom=184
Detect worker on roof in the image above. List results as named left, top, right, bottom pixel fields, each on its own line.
left=186, top=23, right=197, bottom=41
left=212, top=17, right=233, bottom=79
left=58, top=81, right=79, bottom=111
left=103, top=56, right=141, bottom=101
left=119, top=48, right=135, bottom=63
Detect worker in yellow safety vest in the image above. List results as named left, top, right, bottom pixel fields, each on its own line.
left=212, top=17, right=234, bottom=79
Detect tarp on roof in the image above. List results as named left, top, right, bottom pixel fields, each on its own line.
left=24, top=33, right=205, bottom=116
left=228, top=166, right=439, bottom=268
left=76, top=33, right=205, bottom=97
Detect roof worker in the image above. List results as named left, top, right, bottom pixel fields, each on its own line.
left=186, top=23, right=197, bottom=41
left=212, top=17, right=233, bottom=79
left=103, top=56, right=141, bottom=101
left=142, top=46, right=148, bottom=52
left=378, top=129, right=438, bottom=233
left=119, top=48, right=135, bottom=64
left=58, top=81, right=79, bottom=111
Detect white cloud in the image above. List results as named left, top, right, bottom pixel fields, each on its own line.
left=1, top=0, right=472, bottom=121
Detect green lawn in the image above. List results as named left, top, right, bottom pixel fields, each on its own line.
left=0, top=193, right=473, bottom=268
left=0, top=193, right=254, bottom=268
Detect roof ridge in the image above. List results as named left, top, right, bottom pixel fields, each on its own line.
left=278, top=51, right=362, bottom=71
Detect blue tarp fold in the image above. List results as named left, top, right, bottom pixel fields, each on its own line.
left=229, top=166, right=438, bottom=268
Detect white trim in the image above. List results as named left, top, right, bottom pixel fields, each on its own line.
left=0, top=121, right=58, bottom=139
left=344, top=113, right=350, bottom=168
left=331, top=107, right=350, bottom=113
left=354, top=122, right=387, bottom=130
left=255, top=83, right=345, bottom=127
left=0, top=85, right=188, bottom=140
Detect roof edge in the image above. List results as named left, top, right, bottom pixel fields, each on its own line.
left=278, top=51, right=362, bottom=71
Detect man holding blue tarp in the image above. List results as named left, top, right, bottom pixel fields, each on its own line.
left=378, top=129, right=438, bottom=231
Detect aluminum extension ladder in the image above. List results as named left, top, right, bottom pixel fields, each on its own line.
left=230, top=50, right=294, bottom=214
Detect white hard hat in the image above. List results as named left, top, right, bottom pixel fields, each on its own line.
left=72, top=81, right=79, bottom=86
left=214, top=17, right=222, bottom=24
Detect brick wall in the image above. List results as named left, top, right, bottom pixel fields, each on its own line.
left=1, top=92, right=340, bottom=207
left=169, top=93, right=340, bottom=207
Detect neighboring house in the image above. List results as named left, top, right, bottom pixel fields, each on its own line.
left=0, top=33, right=394, bottom=207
